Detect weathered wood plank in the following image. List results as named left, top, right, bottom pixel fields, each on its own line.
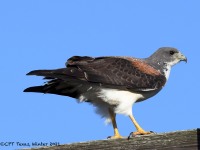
left=24, top=129, right=200, bottom=150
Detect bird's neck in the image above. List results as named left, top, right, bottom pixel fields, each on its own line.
left=144, top=58, right=172, bottom=80
left=162, top=63, right=172, bottom=80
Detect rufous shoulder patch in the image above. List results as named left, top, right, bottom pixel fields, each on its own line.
left=125, top=57, right=161, bottom=76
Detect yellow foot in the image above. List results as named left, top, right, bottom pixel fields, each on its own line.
left=128, top=130, right=154, bottom=139
left=107, top=134, right=124, bottom=139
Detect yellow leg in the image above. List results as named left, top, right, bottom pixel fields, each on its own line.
left=108, top=108, right=123, bottom=139
left=129, top=114, right=152, bottom=135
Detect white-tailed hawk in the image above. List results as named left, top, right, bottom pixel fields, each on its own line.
left=24, top=47, right=187, bottom=139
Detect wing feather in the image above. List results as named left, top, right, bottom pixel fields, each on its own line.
left=27, top=56, right=166, bottom=91
left=66, top=56, right=166, bottom=91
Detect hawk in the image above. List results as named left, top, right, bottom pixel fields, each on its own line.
left=24, top=47, right=187, bottom=139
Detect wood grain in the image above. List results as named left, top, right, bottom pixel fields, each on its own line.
left=23, top=129, right=200, bottom=150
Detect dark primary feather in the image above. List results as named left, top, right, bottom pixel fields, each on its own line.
left=24, top=56, right=166, bottom=96
left=24, top=78, right=93, bottom=99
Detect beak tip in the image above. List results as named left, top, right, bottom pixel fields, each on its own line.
left=183, top=57, right=187, bottom=63
left=184, top=57, right=187, bottom=63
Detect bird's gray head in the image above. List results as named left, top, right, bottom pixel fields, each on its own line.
left=148, top=47, right=187, bottom=65
left=145, top=47, right=187, bottom=77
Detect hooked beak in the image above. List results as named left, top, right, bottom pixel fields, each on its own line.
left=179, top=53, right=187, bottom=63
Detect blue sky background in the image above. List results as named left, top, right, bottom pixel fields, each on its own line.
left=1, top=1, right=200, bottom=149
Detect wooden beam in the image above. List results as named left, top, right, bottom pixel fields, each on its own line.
left=24, top=129, right=200, bottom=150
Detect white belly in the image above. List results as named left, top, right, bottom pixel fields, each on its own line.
left=77, top=87, right=159, bottom=124
left=98, top=89, right=144, bottom=115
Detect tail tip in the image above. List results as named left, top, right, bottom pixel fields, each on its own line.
left=26, top=70, right=37, bottom=75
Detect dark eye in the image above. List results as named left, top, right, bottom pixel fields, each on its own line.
left=170, top=51, right=175, bottom=55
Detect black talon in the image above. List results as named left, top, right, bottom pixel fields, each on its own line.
left=107, top=136, right=112, bottom=139
left=128, top=132, right=134, bottom=140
